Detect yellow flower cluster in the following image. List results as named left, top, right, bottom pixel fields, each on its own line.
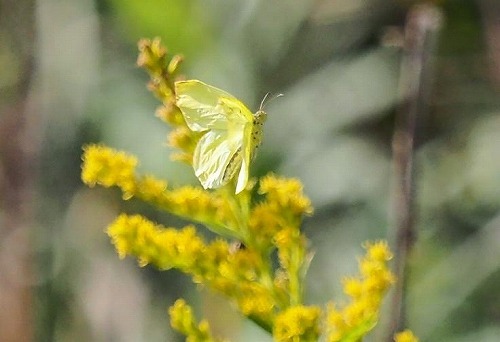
left=259, top=174, right=313, bottom=218
left=137, top=37, right=179, bottom=110
left=247, top=175, right=314, bottom=307
left=107, top=213, right=275, bottom=324
left=394, top=329, right=419, bottom=342
left=137, top=37, right=201, bottom=164
left=169, top=299, right=219, bottom=342
left=106, top=210, right=413, bottom=341
left=326, top=241, right=396, bottom=342
left=108, top=214, right=202, bottom=269
left=274, top=305, right=321, bottom=342
left=249, top=175, right=312, bottom=244
left=81, top=144, right=239, bottom=236
left=81, top=144, right=319, bottom=327
left=81, top=144, right=138, bottom=198
left=81, top=38, right=421, bottom=342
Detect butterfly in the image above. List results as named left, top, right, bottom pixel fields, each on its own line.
left=175, top=80, right=272, bottom=194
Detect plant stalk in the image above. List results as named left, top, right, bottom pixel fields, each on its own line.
left=386, top=4, right=442, bottom=340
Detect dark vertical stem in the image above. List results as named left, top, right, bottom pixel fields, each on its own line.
left=477, top=0, right=500, bottom=88
left=387, top=4, right=442, bottom=339
left=0, top=0, right=37, bottom=341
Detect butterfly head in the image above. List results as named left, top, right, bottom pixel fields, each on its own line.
left=254, top=92, right=282, bottom=124
left=250, top=93, right=282, bottom=151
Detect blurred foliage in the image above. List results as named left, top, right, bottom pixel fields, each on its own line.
left=0, top=0, right=499, bottom=341
left=105, top=0, right=214, bottom=58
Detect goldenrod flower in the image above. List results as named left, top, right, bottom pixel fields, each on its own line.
left=237, top=282, right=275, bottom=318
left=365, top=240, right=393, bottom=262
left=258, top=174, right=313, bottom=218
left=169, top=299, right=220, bottom=342
left=137, top=37, right=167, bottom=75
left=137, top=37, right=201, bottom=164
left=274, top=305, right=321, bottom=342
left=167, top=126, right=200, bottom=163
left=81, top=38, right=417, bottom=342
left=81, top=144, right=138, bottom=198
left=107, top=214, right=276, bottom=323
left=394, top=329, right=419, bottom=342
left=326, top=241, right=395, bottom=342
left=107, top=214, right=204, bottom=269
left=81, top=144, right=239, bottom=236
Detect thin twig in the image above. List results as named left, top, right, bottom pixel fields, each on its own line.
left=386, top=4, right=442, bottom=340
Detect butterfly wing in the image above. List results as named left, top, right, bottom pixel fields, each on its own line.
left=193, top=128, right=244, bottom=189
left=175, top=80, right=252, bottom=131
left=235, top=123, right=253, bottom=193
left=175, top=80, right=254, bottom=192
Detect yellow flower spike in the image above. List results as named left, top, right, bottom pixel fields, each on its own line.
left=107, top=214, right=204, bottom=271
left=342, top=277, right=363, bottom=299
left=362, top=269, right=395, bottom=294
left=110, top=217, right=274, bottom=325
left=237, top=282, right=275, bottom=319
left=249, top=203, right=283, bottom=233
left=167, top=126, right=201, bottom=164
left=228, top=249, right=261, bottom=281
left=259, top=174, right=313, bottom=217
left=164, top=186, right=239, bottom=236
left=364, top=240, right=393, bottom=262
left=191, top=240, right=232, bottom=286
left=169, top=299, right=220, bottom=342
left=169, top=299, right=192, bottom=332
left=168, top=54, right=184, bottom=75
left=274, top=305, right=321, bottom=342
left=394, top=329, right=419, bottom=342
left=137, top=37, right=183, bottom=84
left=83, top=38, right=415, bottom=342
left=326, top=241, right=395, bottom=342
left=81, top=144, right=138, bottom=198
left=147, top=79, right=175, bottom=102
left=326, top=304, right=347, bottom=340
left=137, top=38, right=166, bottom=74
left=343, top=299, right=371, bottom=326
left=137, top=39, right=206, bottom=166
left=156, top=103, right=182, bottom=125
left=136, top=175, right=168, bottom=202
left=272, top=225, right=307, bottom=307
left=81, top=146, right=240, bottom=236
left=148, top=37, right=167, bottom=61
left=274, top=227, right=300, bottom=270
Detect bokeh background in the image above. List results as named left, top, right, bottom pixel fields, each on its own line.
left=1, top=0, right=500, bottom=341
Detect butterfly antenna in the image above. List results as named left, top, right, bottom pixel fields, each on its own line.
left=259, top=92, right=284, bottom=111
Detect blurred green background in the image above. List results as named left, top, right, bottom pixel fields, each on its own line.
left=1, top=0, right=500, bottom=341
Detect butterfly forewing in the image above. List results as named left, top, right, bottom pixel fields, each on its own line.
left=175, top=80, right=251, bottom=131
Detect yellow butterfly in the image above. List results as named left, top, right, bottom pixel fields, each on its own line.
left=175, top=80, right=276, bottom=194
left=175, top=80, right=271, bottom=194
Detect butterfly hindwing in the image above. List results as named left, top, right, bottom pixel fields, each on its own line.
left=193, top=128, right=243, bottom=189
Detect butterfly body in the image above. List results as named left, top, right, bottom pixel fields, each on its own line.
left=222, top=147, right=242, bottom=185
left=251, top=110, right=267, bottom=150
left=175, top=80, right=267, bottom=194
